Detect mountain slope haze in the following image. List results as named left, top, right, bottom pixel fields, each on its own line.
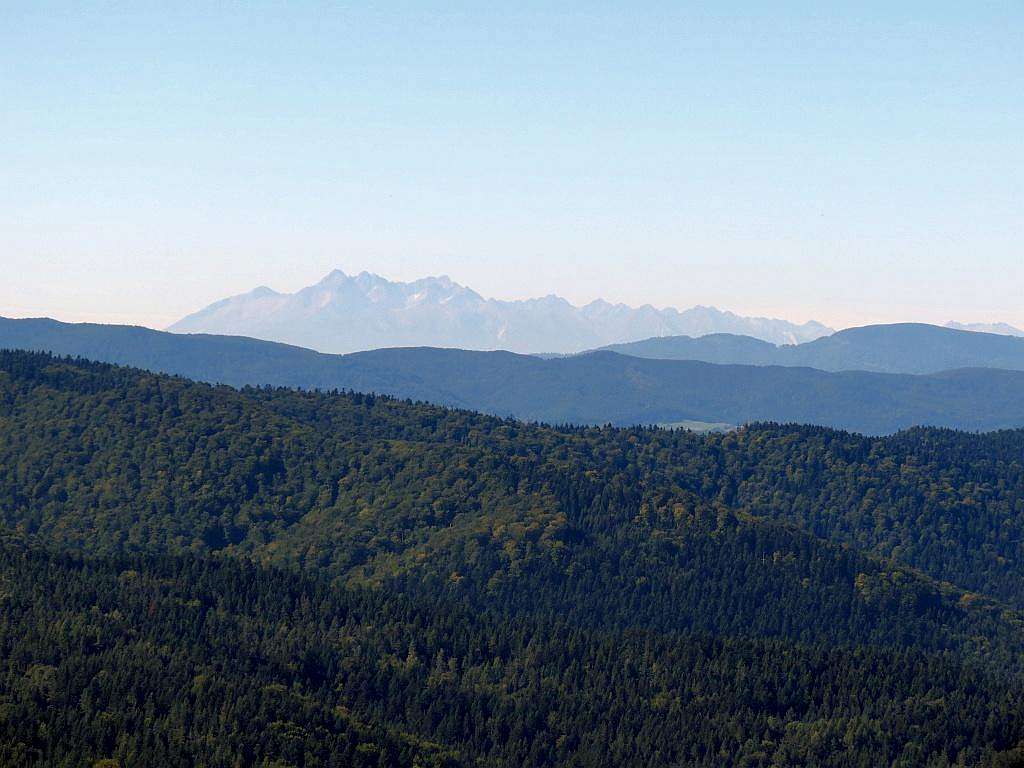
left=5, top=316, right=1024, bottom=433
left=600, top=323, right=1024, bottom=374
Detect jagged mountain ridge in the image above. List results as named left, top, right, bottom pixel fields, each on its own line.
left=167, top=269, right=833, bottom=353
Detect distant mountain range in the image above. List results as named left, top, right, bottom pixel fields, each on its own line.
left=6, top=316, right=1024, bottom=434
left=167, top=270, right=834, bottom=353
left=945, top=321, right=1024, bottom=337
left=597, top=323, right=1024, bottom=374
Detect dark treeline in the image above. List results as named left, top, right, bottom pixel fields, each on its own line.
left=2, top=350, right=1024, bottom=766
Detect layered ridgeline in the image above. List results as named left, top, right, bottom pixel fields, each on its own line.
left=167, top=269, right=833, bottom=353
left=598, top=323, right=1024, bottom=373
left=5, top=317, right=1024, bottom=433
left=2, top=350, right=1024, bottom=765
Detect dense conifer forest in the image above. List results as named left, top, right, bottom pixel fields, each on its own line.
left=2, top=350, right=1024, bottom=766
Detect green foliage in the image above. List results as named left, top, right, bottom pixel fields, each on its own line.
left=0, top=541, right=1021, bottom=768
left=2, top=350, right=1024, bottom=765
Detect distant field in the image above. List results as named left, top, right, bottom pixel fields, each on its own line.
left=658, top=419, right=736, bottom=432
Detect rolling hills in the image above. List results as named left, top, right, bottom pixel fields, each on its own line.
left=599, top=322, right=1024, bottom=373
left=4, top=316, right=1024, bottom=433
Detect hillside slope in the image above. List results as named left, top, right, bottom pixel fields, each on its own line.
left=2, top=352, right=1024, bottom=765
left=600, top=323, right=1024, bottom=373
left=5, top=317, right=1024, bottom=433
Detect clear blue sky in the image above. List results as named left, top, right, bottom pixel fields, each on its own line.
left=2, top=1, right=1021, bottom=329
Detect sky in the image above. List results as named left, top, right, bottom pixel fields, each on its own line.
left=2, top=1, right=1021, bottom=330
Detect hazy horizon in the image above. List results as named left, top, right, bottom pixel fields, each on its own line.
left=2, top=263, right=1020, bottom=335
left=3, top=3, right=1021, bottom=330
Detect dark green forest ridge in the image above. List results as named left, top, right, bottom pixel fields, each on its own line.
left=3, top=350, right=1024, bottom=765
left=5, top=317, right=1024, bottom=433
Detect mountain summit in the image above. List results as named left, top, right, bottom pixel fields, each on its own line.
left=168, top=270, right=832, bottom=353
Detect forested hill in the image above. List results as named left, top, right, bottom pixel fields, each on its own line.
left=5, top=316, right=1024, bottom=433
left=3, top=350, right=1024, bottom=765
